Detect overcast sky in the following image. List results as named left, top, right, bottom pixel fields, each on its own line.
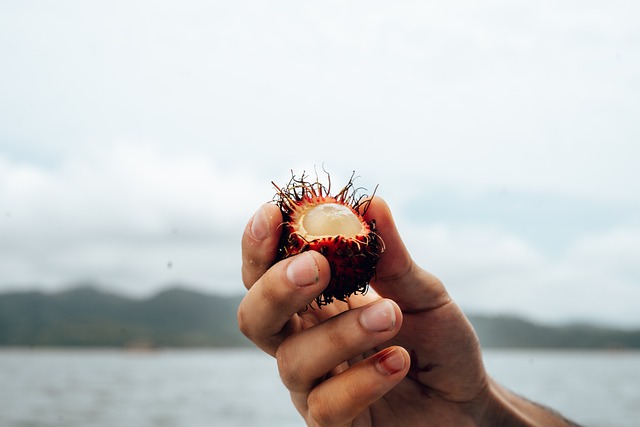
left=1, top=0, right=639, bottom=326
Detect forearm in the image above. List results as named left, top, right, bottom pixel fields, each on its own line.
left=483, top=378, right=584, bottom=427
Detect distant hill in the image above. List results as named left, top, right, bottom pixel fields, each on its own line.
left=472, top=314, right=640, bottom=349
left=0, top=285, right=250, bottom=348
left=1, top=286, right=640, bottom=349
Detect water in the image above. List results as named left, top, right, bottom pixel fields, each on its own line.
left=484, top=350, right=640, bottom=427
left=0, top=348, right=638, bottom=427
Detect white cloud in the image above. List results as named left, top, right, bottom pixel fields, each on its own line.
left=0, top=144, right=267, bottom=295
left=1, top=144, right=639, bottom=325
left=400, top=220, right=640, bottom=326
left=1, top=0, right=639, bottom=325
left=567, top=229, right=640, bottom=278
left=2, top=0, right=639, bottom=203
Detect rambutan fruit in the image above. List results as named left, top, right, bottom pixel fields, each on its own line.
left=272, top=171, right=384, bottom=306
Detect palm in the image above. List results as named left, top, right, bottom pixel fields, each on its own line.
left=287, top=195, right=490, bottom=425
left=367, top=300, right=487, bottom=425
left=293, top=266, right=487, bottom=427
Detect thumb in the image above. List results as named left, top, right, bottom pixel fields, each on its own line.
left=363, top=196, right=412, bottom=282
left=364, top=196, right=451, bottom=312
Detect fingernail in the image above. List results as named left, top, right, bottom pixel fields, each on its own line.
left=286, top=253, right=319, bottom=287
left=250, top=205, right=270, bottom=241
left=359, top=300, right=396, bottom=332
left=376, top=347, right=406, bottom=376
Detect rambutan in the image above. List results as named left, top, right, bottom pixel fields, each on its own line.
left=272, top=171, right=384, bottom=306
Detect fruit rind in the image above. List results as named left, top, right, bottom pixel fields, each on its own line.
left=272, top=171, right=383, bottom=306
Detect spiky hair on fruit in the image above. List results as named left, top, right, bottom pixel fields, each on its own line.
left=272, top=171, right=384, bottom=307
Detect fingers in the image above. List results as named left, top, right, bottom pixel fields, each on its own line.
left=275, top=299, right=408, bottom=423
left=307, top=346, right=410, bottom=426
left=364, top=196, right=451, bottom=312
left=277, top=298, right=403, bottom=393
left=238, top=251, right=332, bottom=356
left=241, top=203, right=283, bottom=289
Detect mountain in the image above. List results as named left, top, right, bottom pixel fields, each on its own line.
left=1, top=285, right=640, bottom=349
left=0, top=285, right=250, bottom=348
left=471, top=314, right=640, bottom=349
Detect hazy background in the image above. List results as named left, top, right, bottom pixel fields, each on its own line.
left=1, top=0, right=639, bottom=327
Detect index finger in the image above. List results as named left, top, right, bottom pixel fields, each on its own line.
left=241, top=203, right=283, bottom=289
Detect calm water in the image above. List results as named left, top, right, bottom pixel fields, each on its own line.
left=0, top=348, right=638, bottom=427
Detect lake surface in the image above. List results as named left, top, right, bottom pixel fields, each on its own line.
left=0, top=348, right=638, bottom=427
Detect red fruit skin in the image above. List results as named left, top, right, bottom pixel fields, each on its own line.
left=277, top=213, right=382, bottom=306
left=272, top=172, right=383, bottom=306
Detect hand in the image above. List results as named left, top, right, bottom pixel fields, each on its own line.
left=239, top=196, right=489, bottom=426
left=239, top=197, right=579, bottom=427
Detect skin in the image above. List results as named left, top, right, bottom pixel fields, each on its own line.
left=239, top=197, right=581, bottom=427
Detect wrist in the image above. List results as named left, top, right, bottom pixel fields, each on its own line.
left=481, top=377, right=579, bottom=427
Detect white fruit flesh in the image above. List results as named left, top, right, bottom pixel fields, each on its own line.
left=301, top=203, right=362, bottom=239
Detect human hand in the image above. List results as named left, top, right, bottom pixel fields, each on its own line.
left=239, top=196, right=491, bottom=426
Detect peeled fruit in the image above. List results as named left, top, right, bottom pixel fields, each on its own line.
left=272, top=171, right=384, bottom=306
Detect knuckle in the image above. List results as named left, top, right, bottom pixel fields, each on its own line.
left=323, top=320, right=349, bottom=350
left=236, top=300, right=252, bottom=338
left=261, top=276, right=283, bottom=308
left=275, top=341, right=304, bottom=390
left=307, top=390, right=338, bottom=427
left=308, top=377, right=364, bottom=427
